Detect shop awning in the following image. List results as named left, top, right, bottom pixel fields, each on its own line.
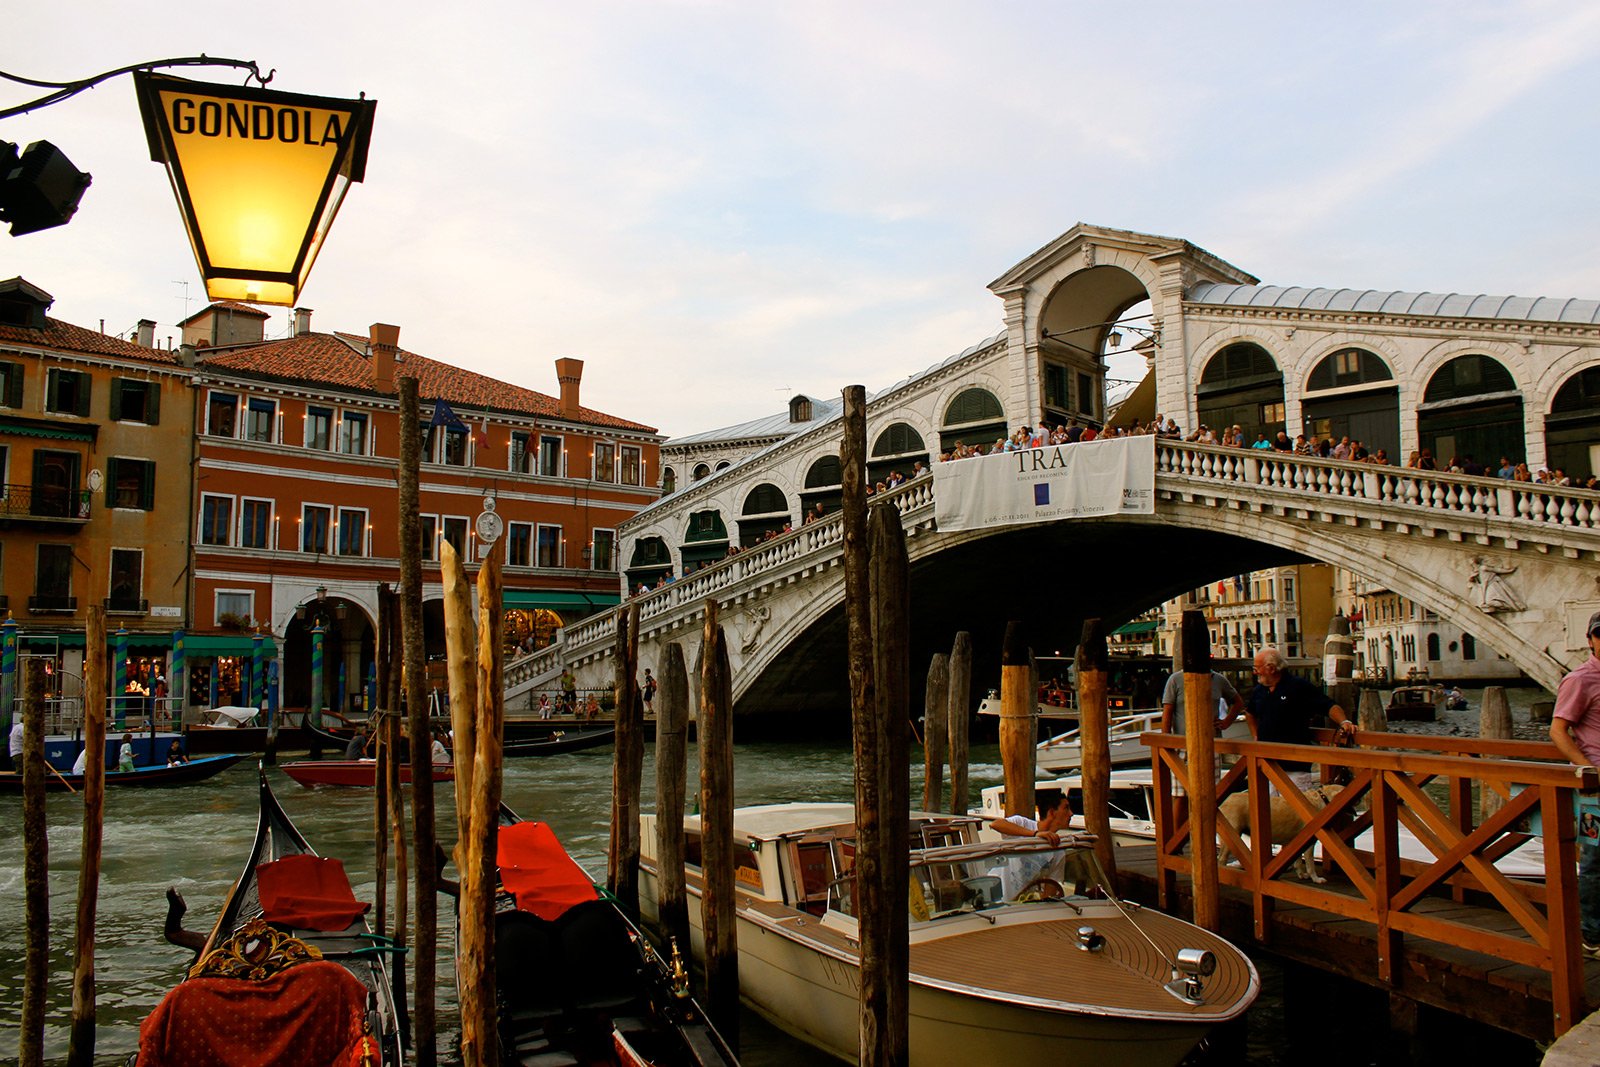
left=0, top=415, right=98, bottom=442
left=17, top=631, right=87, bottom=650
left=503, top=590, right=620, bottom=612
left=179, top=635, right=279, bottom=657
left=1113, top=620, right=1160, bottom=636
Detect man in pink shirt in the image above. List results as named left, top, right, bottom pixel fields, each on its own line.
left=1550, top=610, right=1600, bottom=953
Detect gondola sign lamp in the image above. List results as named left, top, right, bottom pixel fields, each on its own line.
left=133, top=71, right=376, bottom=306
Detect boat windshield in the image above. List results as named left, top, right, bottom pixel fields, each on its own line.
left=826, top=839, right=1115, bottom=919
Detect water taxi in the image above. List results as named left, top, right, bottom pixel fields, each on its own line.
left=639, top=803, right=1258, bottom=1066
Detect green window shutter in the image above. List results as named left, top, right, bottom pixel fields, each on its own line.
left=105, top=457, right=118, bottom=504
left=109, top=378, right=123, bottom=421
left=140, top=461, right=155, bottom=510
left=2, top=362, right=19, bottom=407
left=75, top=373, right=90, bottom=417
left=146, top=383, right=160, bottom=425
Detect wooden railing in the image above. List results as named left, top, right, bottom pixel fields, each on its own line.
left=1147, top=729, right=1598, bottom=1035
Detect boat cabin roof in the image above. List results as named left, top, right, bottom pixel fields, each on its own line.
left=683, top=803, right=984, bottom=843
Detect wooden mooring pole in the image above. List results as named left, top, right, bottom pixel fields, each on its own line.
left=999, top=621, right=1035, bottom=818
left=842, top=382, right=909, bottom=1067
left=20, top=657, right=47, bottom=1067
left=1182, top=609, right=1219, bottom=931
left=1075, top=618, right=1115, bottom=881
left=1480, top=686, right=1513, bottom=822
left=609, top=602, right=644, bottom=917
left=699, top=598, right=739, bottom=1050
left=398, top=374, right=436, bottom=1064
left=67, top=606, right=108, bottom=1067
left=442, top=543, right=478, bottom=847
left=923, top=653, right=949, bottom=812
left=654, top=642, right=692, bottom=956
left=385, top=592, right=409, bottom=1037
left=947, top=632, right=972, bottom=816
left=374, top=583, right=396, bottom=939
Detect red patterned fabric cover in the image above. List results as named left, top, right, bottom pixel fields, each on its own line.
left=497, top=820, right=600, bottom=920
left=257, top=854, right=371, bottom=931
left=136, top=959, right=377, bottom=1067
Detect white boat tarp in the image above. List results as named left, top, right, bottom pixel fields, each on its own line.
left=203, top=705, right=261, bottom=727
left=932, top=435, right=1155, bottom=531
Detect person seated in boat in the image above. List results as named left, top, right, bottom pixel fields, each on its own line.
left=118, top=733, right=136, bottom=773
left=344, top=726, right=369, bottom=760
left=72, top=746, right=89, bottom=775
left=1445, top=686, right=1467, bottom=709
left=987, top=793, right=1082, bottom=899
left=430, top=730, right=450, bottom=764
left=166, top=739, right=190, bottom=766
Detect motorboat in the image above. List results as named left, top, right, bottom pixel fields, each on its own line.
left=639, top=803, right=1258, bottom=1066
left=978, top=767, right=1160, bottom=847
left=975, top=690, right=1077, bottom=721
left=1032, top=712, right=1252, bottom=775
left=1385, top=684, right=1442, bottom=722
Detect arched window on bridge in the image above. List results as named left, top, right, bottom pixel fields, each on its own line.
left=680, top=509, right=730, bottom=574
left=716, top=461, right=731, bottom=472
left=1197, top=343, right=1284, bottom=447
left=625, top=535, right=673, bottom=591
left=1418, top=355, right=1523, bottom=470
left=1302, top=348, right=1399, bottom=461
left=693, top=463, right=711, bottom=481
left=801, top=455, right=842, bottom=519
left=1427, top=632, right=1441, bottom=662
left=739, top=483, right=791, bottom=546
left=869, top=422, right=927, bottom=486
left=939, top=387, right=1006, bottom=453
left=661, top=466, right=677, bottom=495
left=1545, top=367, right=1600, bottom=481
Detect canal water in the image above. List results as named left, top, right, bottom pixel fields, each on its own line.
left=0, top=686, right=1557, bottom=1065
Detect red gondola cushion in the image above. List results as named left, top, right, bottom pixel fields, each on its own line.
left=498, top=820, right=600, bottom=920
left=136, top=959, right=377, bottom=1067
left=257, top=854, right=371, bottom=931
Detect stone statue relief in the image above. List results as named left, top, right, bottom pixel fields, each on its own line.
left=1469, top=556, right=1525, bottom=613
left=739, top=606, right=771, bottom=656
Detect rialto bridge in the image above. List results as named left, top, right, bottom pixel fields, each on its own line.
left=506, top=224, right=1600, bottom=724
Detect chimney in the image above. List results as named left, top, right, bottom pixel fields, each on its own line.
left=555, top=357, right=584, bottom=418
left=135, top=319, right=156, bottom=347
left=178, top=342, right=196, bottom=368
left=370, top=323, right=400, bottom=393
left=294, top=307, right=313, bottom=336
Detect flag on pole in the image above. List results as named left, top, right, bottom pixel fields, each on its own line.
left=427, top=397, right=468, bottom=433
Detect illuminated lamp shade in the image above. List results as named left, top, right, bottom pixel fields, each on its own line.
left=133, top=71, right=376, bottom=306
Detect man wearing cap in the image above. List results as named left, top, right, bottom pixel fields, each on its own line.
left=1550, top=610, right=1600, bottom=955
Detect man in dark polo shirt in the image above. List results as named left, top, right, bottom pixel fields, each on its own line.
left=1246, top=646, right=1356, bottom=779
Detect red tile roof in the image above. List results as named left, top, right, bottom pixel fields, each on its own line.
left=0, top=317, right=185, bottom=365
left=195, top=331, right=656, bottom=433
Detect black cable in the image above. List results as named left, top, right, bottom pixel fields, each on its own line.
left=0, top=55, right=271, bottom=121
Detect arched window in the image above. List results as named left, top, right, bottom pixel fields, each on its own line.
left=1302, top=347, right=1399, bottom=460
left=661, top=466, right=676, bottom=495
left=742, top=483, right=788, bottom=515
left=1462, top=633, right=1476, bottom=661
left=1306, top=348, right=1394, bottom=391
left=1545, top=367, right=1600, bottom=480
left=801, top=455, right=843, bottom=518
left=692, top=463, right=711, bottom=481
left=789, top=395, right=813, bottom=423
left=805, top=455, right=841, bottom=489
left=1419, top=355, right=1523, bottom=469
left=716, top=461, right=731, bottom=472
left=625, top=536, right=673, bottom=590
left=1197, top=343, right=1284, bottom=446
left=872, top=423, right=925, bottom=457
left=940, top=387, right=1005, bottom=452
left=1426, top=633, right=1440, bottom=661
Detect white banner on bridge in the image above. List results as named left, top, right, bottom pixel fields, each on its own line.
left=932, top=434, right=1155, bottom=531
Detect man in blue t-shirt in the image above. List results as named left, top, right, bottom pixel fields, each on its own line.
left=1246, top=647, right=1356, bottom=771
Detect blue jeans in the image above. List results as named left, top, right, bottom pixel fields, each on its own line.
left=1581, top=839, right=1600, bottom=944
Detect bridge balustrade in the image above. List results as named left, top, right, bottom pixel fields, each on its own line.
left=1157, top=440, right=1600, bottom=531
left=1146, top=729, right=1598, bottom=1036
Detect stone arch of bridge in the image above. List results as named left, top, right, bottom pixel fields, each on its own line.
left=701, top=502, right=1579, bottom=727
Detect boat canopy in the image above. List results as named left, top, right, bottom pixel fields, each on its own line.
left=257, top=855, right=370, bottom=932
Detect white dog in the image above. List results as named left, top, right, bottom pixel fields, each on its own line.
left=1217, top=783, right=1343, bottom=884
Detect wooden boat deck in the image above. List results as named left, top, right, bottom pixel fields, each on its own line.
left=1112, top=843, right=1600, bottom=1042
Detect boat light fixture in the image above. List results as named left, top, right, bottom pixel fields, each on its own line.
left=1166, top=947, right=1217, bottom=1004
left=133, top=71, right=376, bottom=306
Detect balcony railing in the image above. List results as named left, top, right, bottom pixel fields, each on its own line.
left=0, top=484, right=91, bottom=521
left=29, top=594, right=77, bottom=612
left=105, top=597, right=149, bottom=615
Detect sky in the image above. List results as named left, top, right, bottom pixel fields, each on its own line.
left=7, top=2, right=1600, bottom=440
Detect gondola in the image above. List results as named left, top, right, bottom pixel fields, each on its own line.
left=470, top=804, right=738, bottom=1066
left=501, top=725, right=615, bottom=758
left=281, top=758, right=454, bottom=787
left=133, top=769, right=406, bottom=1065
left=0, top=753, right=244, bottom=794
